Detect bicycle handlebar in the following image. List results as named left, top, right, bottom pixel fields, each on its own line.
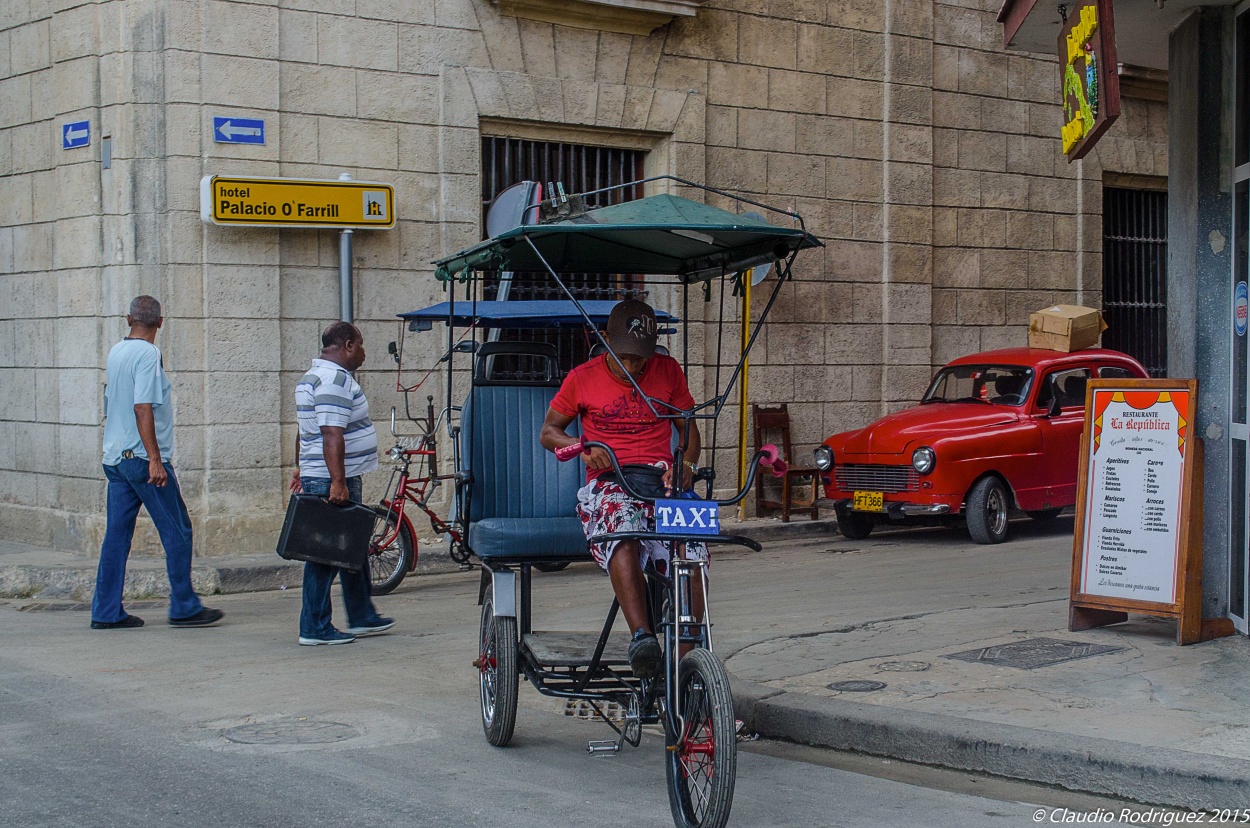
left=555, top=439, right=782, bottom=507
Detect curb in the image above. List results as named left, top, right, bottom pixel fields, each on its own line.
left=730, top=675, right=1250, bottom=810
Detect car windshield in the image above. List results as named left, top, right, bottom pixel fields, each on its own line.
left=922, top=365, right=1033, bottom=406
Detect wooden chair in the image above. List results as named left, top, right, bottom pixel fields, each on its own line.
left=752, top=403, right=820, bottom=522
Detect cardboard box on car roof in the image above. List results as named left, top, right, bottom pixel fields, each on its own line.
left=1028, top=305, right=1108, bottom=352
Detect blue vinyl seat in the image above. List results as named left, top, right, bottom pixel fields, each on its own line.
left=460, top=382, right=589, bottom=563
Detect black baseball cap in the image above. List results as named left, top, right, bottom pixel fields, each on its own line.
left=606, top=299, right=658, bottom=359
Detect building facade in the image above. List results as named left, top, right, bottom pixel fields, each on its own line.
left=0, top=0, right=1165, bottom=556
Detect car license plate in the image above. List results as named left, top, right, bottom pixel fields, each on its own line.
left=852, top=491, right=884, bottom=512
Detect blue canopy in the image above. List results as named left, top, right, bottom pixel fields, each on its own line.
left=398, top=300, right=678, bottom=332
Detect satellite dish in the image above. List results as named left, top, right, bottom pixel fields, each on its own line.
left=487, top=181, right=542, bottom=237
left=740, top=211, right=773, bottom=285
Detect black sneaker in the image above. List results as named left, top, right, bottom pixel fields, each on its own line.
left=91, top=614, right=144, bottom=630
left=628, top=629, right=662, bottom=680
left=169, top=607, right=224, bottom=627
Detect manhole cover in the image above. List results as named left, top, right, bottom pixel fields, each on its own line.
left=826, top=680, right=887, bottom=692
left=562, top=699, right=625, bottom=722
left=874, top=661, right=930, bottom=672
left=223, top=718, right=360, bottom=745
left=944, top=637, right=1125, bottom=670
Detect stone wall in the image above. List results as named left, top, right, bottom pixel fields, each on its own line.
left=0, top=0, right=1168, bottom=553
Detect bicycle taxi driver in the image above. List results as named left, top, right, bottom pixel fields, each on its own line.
left=540, top=299, right=706, bottom=680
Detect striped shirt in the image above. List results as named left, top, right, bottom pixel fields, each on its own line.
left=296, top=358, right=378, bottom=480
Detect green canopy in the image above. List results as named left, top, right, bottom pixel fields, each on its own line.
left=433, top=193, right=823, bottom=283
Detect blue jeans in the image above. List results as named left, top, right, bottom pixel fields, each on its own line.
left=298, top=476, right=382, bottom=637
left=92, top=459, right=204, bottom=623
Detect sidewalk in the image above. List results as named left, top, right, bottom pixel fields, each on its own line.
left=4, top=515, right=1247, bottom=810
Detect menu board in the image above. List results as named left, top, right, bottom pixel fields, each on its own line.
left=1078, top=388, right=1190, bottom=603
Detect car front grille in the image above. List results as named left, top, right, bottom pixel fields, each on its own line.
left=834, top=464, right=919, bottom=493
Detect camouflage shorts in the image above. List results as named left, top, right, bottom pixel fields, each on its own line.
left=576, top=478, right=709, bottom=572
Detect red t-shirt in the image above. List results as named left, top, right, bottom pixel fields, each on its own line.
left=550, top=354, right=697, bottom=480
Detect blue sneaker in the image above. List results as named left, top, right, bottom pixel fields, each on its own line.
left=298, top=629, right=356, bottom=646
left=345, top=617, right=395, bottom=636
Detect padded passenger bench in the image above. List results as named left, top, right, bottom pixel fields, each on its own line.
left=460, top=342, right=589, bottom=565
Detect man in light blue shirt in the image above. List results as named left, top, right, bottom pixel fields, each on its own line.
left=90, top=296, right=222, bottom=630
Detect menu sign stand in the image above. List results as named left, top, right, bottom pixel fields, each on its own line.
left=1069, top=379, right=1228, bottom=645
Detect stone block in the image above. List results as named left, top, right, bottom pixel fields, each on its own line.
left=739, top=16, right=796, bottom=70
left=979, top=171, right=1028, bottom=210
left=206, top=318, right=281, bottom=373
left=827, top=157, right=882, bottom=202
left=956, top=288, right=1004, bottom=325
left=768, top=68, right=827, bottom=115
left=278, top=9, right=318, bottom=62
left=826, top=77, right=881, bottom=120
left=357, top=70, right=439, bottom=125
left=795, top=365, right=854, bottom=405
left=979, top=96, right=1029, bottom=135
left=401, top=24, right=488, bottom=75
left=14, top=421, right=56, bottom=473
left=931, top=288, right=957, bottom=324
left=933, top=44, right=958, bottom=91
left=708, top=61, right=768, bottom=109
left=1008, top=55, right=1057, bottom=104
left=841, top=0, right=885, bottom=33
left=202, top=0, right=277, bottom=59
left=358, top=0, right=435, bottom=23
left=824, top=401, right=881, bottom=437
left=934, top=5, right=982, bottom=47
left=888, top=161, right=931, bottom=206
left=163, top=50, right=201, bottom=104
left=1006, top=134, right=1055, bottom=177
left=931, top=127, right=958, bottom=167
left=889, top=35, right=932, bottom=87
left=203, top=466, right=285, bottom=514
left=979, top=324, right=1024, bottom=351
left=889, top=204, right=933, bottom=246
left=52, top=216, right=103, bottom=271
left=890, top=84, right=933, bottom=126
left=889, top=123, right=932, bottom=165
left=934, top=247, right=979, bottom=288
left=981, top=249, right=1030, bottom=289
left=204, top=265, right=281, bottom=320
left=739, top=111, right=795, bottom=153
left=888, top=282, right=931, bottom=321
left=654, top=54, right=706, bottom=92
left=933, top=207, right=957, bottom=246
left=0, top=173, right=33, bottom=226
left=851, top=282, right=884, bottom=323
left=853, top=203, right=882, bottom=242
left=793, top=279, right=853, bottom=324
left=957, top=130, right=1006, bottom=172
left=751, top=363, right=795, bottom=404
left=797, top=24, right=855, bottom=78
left=767, top=323, right=827, bottom=364
left=890, top=0, right=934, bottom=39
left=852, top=120, right=883, bottom=159
left=280, top=63, right=356, bottom=117
left=883, top=364, right=932, bottom=401
left=668, top=9, right=738, bottom=62
left=205, top=371, right=282, bottom=426
left=12, top=222, right=51, bottom=272
left=1006, top=210, right=1053, bottom=250
left=933, top=323, right=981, bottom=363
left=851, top=364, right=883, bottom=401
left=595, top=31, right=631, bottom=84
left=889, top=243, right=932, bottom=284
left=956, top=49, right=1007, bottom=97
left=163, top=0, right=204, bottom=51
left=553, top=26, right=600, bottom=81
left=768, top=152, right=824, bottom=198
left=10, top=19, right=50, bottom=76
left=202, top=54, right=279, bottom=109
left=55, top=315, right=99, bottom=368
left=318, top=117, right=398, bottom=168
left=1027, top=175, right=1074, bottom=214
left=853, top=31, right=884, bottom=81
left=826, top=239, right=882, bottom=283
left=563, top=78, right=599, bottom=126
left=933, top=91, right=980, bottom=130
left=1028, top=250, right=1074, bottom=289
left=318, top=15, right=397, bottom=72
left=706, top=147, right=767, bottom=192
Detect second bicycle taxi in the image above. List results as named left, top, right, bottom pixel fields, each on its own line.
left=427, top=177, right=821, bottom=828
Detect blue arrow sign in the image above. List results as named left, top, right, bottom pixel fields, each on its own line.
left=213, top=116, right=265, bottom=145
left=62, top=120, right=90, bottom=150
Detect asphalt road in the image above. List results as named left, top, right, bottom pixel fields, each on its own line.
left=0, top=524, right=1136, bottom=827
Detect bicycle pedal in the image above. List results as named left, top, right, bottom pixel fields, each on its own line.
left=587, top=740, right=621, bottom=756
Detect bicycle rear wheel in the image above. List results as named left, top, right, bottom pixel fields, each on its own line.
left=370, top=506, right=414, bottom=595
left=665, top=648, right=737, bottom=828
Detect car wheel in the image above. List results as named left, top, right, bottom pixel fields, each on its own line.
left=966, top=477, right=1010, bottom=544
left=838, top=512, right=874, bottom=540
left=1025, top=507, right=1063, bottom=523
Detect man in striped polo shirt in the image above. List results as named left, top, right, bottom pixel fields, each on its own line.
left=290, top=322, right=394, bottom=645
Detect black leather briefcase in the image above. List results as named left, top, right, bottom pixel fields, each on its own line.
left=275, top=494, right=377, bottom=572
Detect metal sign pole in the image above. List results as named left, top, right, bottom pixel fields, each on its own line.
left=338, top=173, right=354, bottom=322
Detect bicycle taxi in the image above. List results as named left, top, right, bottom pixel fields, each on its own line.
left=422, top=178, right=821, bottom=828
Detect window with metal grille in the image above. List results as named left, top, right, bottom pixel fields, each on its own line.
left=480, top=137, right=648, bottom=378
left=1102, top=186, right=1168, bottom=377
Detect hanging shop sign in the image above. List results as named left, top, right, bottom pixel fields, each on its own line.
left=1058, top=0, right=1120, bottom=161
left=199, top=175, right=395, bottom=229
left=1069, top=380, right=1208, bottom=644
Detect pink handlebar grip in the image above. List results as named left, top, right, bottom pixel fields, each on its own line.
left=555, top=439, right=585, bottom=462
left=758, top=444, right=787, bottom=478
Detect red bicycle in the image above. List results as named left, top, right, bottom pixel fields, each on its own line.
left=369, top=399, right=468, bottom=594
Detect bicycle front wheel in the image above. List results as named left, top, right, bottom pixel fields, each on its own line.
left=666, top=648, right=737, bottom=828
left=370, top=506, right=415, bottom=595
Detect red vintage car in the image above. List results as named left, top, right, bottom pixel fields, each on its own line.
left=815, top=348, right=1149, bottom=543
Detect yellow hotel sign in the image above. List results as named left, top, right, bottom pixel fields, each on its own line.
left=199, top=175, right=395, bottom=229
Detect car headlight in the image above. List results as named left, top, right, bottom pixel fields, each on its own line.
left=814, top=445, right=833, bottom=472
left=912, top=446, right=936, bottom=475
